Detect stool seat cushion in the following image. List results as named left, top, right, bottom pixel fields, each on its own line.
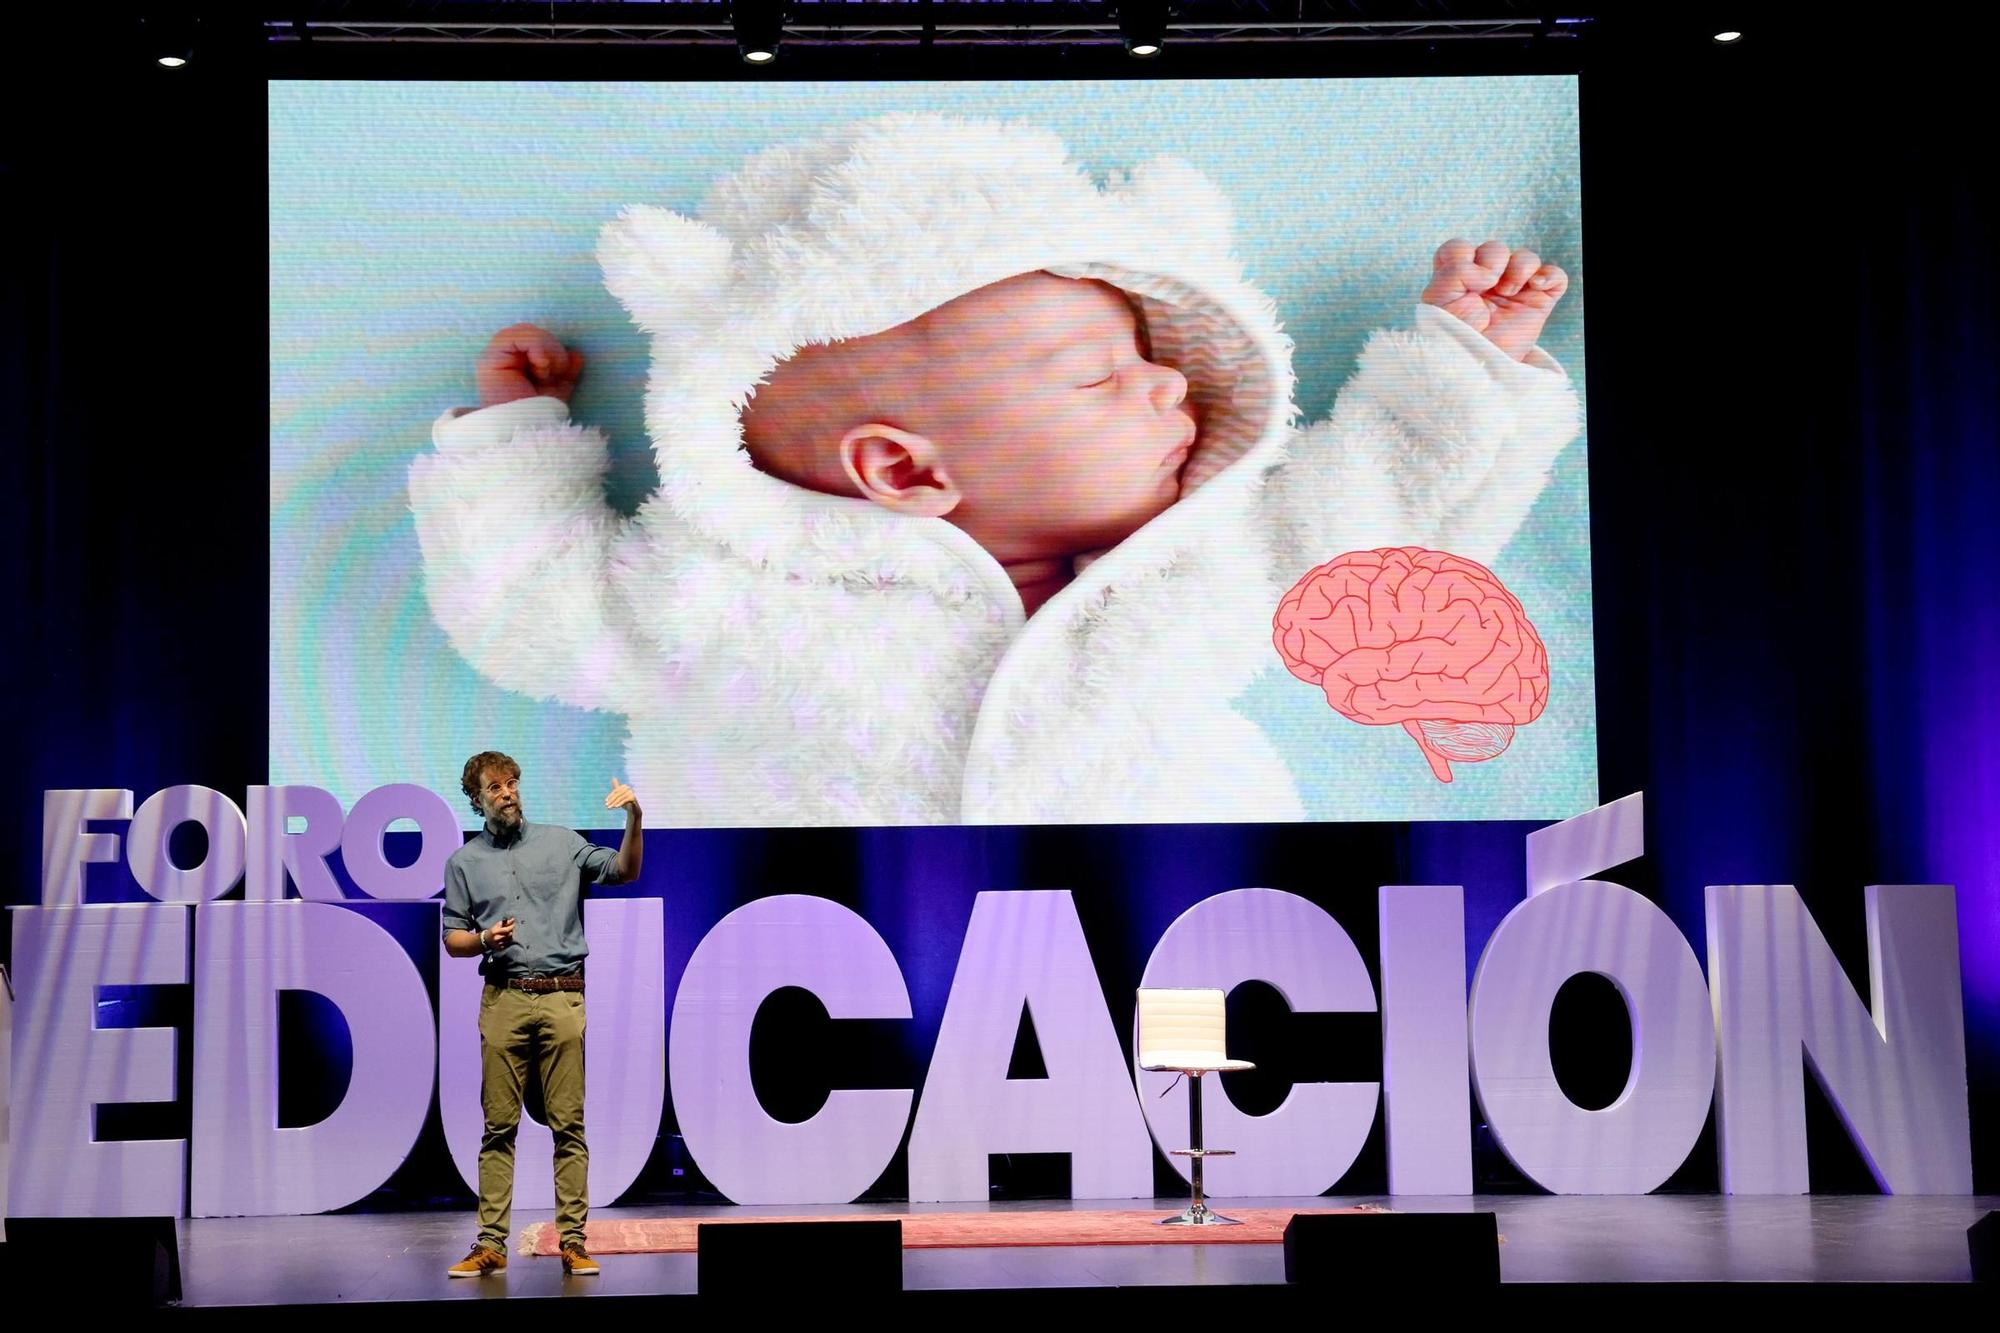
left=1139, top=1054, right=1256, bottom=1074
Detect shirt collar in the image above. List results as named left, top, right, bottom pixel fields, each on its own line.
left=481, top=818, right=531, bottom=849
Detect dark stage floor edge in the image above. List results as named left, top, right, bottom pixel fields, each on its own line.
left=4, top=1194, right=1992, bottom=1318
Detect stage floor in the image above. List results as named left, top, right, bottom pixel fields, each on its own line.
left=166, top=1193, right=1997, bottom=1307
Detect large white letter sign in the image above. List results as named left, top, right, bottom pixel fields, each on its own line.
left=40, top=788, right=133, bottom=906
left=908, top=890, right=1153, bottom=1202
left=244, top=786, right=346, bottom=901
left=8, top=905, right=189, bottom=1216
left=1468, top=880, right=1715, bottom=1194
left=340, top=784, right=461, bottom=901
left=1379, top=885, right=1472, bottom=1194
left=1706, top=883, right=1971, bottom=1194
left=128, top=785, right=248, bottom=903
left=1137, top=888, right=1379, bottom=1196
left=1, top=963, right=12, bottom=1240
left=669, top=895, right=911, bottom=1204
left=190, top=902, right=437, bottom=1216
left=1525, top=792, right=1645, bottom=897
left=440, top=897, right=665, bottom=1209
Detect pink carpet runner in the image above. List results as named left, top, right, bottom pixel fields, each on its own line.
left=521, top=1206, right=1381, bottom=1256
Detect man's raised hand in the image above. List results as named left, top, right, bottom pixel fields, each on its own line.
left=604, top=778, right=640, bottom=819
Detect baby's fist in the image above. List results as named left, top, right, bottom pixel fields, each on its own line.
left=1421, top=239, right=1568, bottom=363
left=476, top=323, right=585, bottom=407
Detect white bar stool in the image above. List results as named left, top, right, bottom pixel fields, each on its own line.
left=1136, top=987, right=1255, bottom=1226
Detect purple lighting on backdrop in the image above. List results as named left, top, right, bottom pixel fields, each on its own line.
left=1858, top=181, right=2000, bottom=1023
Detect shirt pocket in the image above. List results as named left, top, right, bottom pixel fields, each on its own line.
left=526, top=844, right=573, bottom=898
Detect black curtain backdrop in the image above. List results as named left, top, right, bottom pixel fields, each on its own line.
left=3, top=10, right=1994, bottom=1198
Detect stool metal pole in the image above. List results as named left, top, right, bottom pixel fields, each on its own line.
left=1189, top=1072, right=1207, bottom=1220
left=1163, top=1070, right=1240, bottom=1226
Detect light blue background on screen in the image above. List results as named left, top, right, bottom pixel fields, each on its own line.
left=269, top=77, right=1592, bottom=827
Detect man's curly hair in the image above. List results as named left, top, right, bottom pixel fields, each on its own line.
left=460, top=750, right=521, bottom=816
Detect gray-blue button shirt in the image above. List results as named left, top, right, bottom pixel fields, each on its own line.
left=441, top=820, right=618, bottom=978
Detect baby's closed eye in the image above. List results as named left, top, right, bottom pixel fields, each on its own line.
left=1046, top=347, right=1117, bottom=388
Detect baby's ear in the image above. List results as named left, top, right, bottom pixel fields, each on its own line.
left=1108, top=156, right=1237, bottom=258
left=839, top=424, right=961, bottom=519
left=596, top=205, right=733, bottom=335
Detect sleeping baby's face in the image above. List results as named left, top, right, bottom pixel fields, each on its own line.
left=911, top=272, right=1198, bottom=560
left=741, top=271, right=1199, bottom=566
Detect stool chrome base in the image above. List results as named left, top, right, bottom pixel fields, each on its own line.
left=1158, top=1201, right=1243, bottom=1227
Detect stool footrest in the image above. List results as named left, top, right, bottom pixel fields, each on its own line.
left=1167, top=1149, right=1236, bottom=1158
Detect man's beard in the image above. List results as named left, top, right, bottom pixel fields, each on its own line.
left=487, top=802, right=525, bottom=836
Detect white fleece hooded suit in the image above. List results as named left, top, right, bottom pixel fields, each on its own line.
left=409, top=114, right=1580, bottom=825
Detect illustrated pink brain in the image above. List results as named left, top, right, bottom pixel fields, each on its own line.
left=1272, top=547, right=1550, bottom=783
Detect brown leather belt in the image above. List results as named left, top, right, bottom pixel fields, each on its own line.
left=492, top=974, right=584, bottom=994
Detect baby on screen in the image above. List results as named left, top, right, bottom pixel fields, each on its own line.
left=409, top=114, right=1578, bottom=824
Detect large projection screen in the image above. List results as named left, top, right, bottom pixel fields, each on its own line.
left=271, top=78, right=1592, bottom=827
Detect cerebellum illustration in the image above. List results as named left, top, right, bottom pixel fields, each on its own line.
left=1273, top=547, right=1550, bottom=782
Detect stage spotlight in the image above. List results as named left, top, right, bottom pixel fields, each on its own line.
left=1119, top=1, right=1169, bottom=58
left=733, top=0, right=787, bottom=64
left=144, top=11, right=195, bottom=67
left=1713, top=31, right=1743, bottom=43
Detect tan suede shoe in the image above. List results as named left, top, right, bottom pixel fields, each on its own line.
left=561, top=1244, right=600, bottom=1276
left=447, top=1244, right=507, bottom=1278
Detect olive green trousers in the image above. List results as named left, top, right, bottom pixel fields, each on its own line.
left=475, top=985, right=587, bottom=1251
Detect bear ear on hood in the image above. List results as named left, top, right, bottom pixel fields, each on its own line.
left=597, top=204, right=734, bottom=335
left=1107, top=156, right=1239, bottom=263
